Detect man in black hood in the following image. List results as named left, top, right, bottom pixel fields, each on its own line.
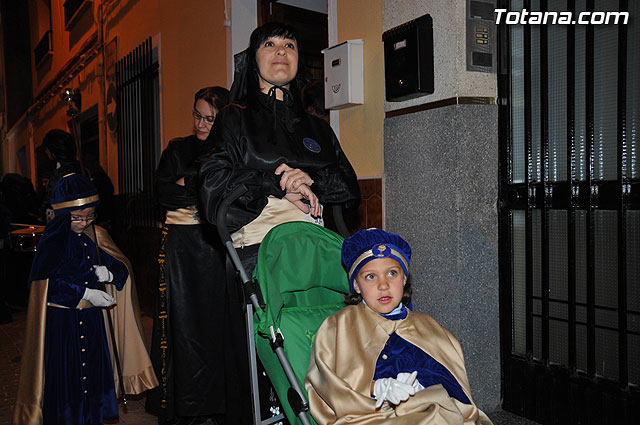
left=40, top=129, right=81, bottom=222
left=43, top=129, right=79, bottom=165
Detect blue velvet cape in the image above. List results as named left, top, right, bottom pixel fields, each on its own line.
left=373, top=305, right=471, bottom=404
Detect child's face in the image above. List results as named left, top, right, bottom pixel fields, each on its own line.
left=70, top=207, right=96, bottom=234
left=353, top=257, right=406, bottom=314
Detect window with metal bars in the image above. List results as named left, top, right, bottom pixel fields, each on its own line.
left=498, top=0, right=640, bottom=423
left=115, top=37, right=161, bottom=228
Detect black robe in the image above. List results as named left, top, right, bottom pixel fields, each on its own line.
left=199, top=92, right=361, bottom=233
left=146, top=136, right=246, bottom=423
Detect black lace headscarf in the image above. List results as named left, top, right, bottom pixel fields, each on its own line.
left=230, top=22, right=311, bottom=125
left=42, top=129, right=78, bottom=165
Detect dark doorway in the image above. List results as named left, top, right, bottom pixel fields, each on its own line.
left=70, top=104, right=100, bottom=173
left=70, top=105, right=115, bottom=231
left=258, top=0, right=328, bottom=81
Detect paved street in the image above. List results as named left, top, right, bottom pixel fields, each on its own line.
left=0, top=311, right=158, bottom=424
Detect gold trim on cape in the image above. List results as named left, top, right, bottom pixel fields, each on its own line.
left=13, top=280, right=48, bottom=425
left=86, top=225, right=159, bottom=396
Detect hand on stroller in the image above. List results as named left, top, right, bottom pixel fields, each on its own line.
left=283, top=185, right=321, bottom=217
left=373, top=371, right=417, bottom=408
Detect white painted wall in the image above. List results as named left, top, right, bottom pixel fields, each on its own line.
left=383, top=0, right=497, bottom=111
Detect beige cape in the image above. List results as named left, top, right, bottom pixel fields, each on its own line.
left=305, top=303, right=493, bottom=425
left=12, top=225, right=158, bottom=425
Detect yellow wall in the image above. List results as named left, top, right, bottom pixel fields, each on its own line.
left=20, top=0, right=228, bottom=190
left=157, top=0, right=228, bottom=142
left=101, top=0, right=228, bottom=180
left=337, top=0, right=384, bottom=177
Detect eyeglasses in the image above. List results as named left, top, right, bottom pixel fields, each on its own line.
left=193, top=110, right=215, bottom=125
left=71, top=213, right=96, bottom=223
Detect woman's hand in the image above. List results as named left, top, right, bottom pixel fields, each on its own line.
left=275, top=163, right=314, bottom=193
left=284, top=184, right=321, bottom=217
left=175, top=177, right=185, bottom=186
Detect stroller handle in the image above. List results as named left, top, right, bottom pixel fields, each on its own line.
left=331, top=205, right=350, bottom=238
left=216, top=184, right=248, bottom=244
left=215, top=184, right=260, bottom=309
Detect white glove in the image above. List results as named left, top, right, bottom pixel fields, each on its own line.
left=397, top=371, right=425, bottom=392
left=82, top=288, right=116, bottom=307
left=373, top=371, right=417, bottom=408
left=93, top=265, right=113, bottom=283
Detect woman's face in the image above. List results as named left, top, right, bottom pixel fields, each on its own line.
left=255, top=36, right=299, bottom=93
left=193, top=99, right=217, bottom=140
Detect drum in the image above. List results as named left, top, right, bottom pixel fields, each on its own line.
left=10, top=226, right=44, bottom=252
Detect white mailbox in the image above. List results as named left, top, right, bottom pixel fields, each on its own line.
left=322, top=39, right=364, bottom=109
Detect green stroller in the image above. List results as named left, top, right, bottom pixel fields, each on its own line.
left=217, top=187, right=350, bottom=425
left=253, top=221, right=349, bottom=425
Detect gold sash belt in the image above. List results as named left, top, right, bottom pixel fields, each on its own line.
left=165, top=206, right=201, bottom=225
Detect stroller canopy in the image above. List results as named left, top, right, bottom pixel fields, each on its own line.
left=253, top=221, right=349, bottom=425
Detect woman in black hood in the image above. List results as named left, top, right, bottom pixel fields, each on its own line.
left=228, top=22, right=310, bottom=126
left=200, top=22, right=360, bottom=266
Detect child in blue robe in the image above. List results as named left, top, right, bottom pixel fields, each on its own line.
left=14, top=174, right=133, bottom=425
left=305, top=228, right=493, bottom=425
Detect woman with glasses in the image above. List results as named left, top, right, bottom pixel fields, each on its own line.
left=147, top=86, right=230, bottom=425
left=14, top=173, right=157, bottom=425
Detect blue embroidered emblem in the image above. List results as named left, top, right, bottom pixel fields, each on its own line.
left=303, top=138, right=321, bottom=153
left=372, top=244, right=389, bottom=257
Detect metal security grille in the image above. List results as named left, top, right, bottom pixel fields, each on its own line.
left=498, top=0, right=640, bottom=423
left=115, top=37, right=160, bottom=227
